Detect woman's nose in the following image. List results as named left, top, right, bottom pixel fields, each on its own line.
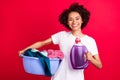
left=73, top=19, right=76, bottom=23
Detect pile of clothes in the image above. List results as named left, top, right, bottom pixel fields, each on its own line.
left=23, top=48, right=64, bottom=76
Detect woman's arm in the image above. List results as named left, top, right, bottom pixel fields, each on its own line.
left=19, top=38, right=52, bottom=55
left=86, top=52, right=102, bottom=69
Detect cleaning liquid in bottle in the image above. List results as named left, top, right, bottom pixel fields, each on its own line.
left=70, top=37, right=89, bottom=69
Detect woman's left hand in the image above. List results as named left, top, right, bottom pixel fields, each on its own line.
left=86, top=52, right=93, bottom=61
left=86, top=52, right=102, bottom=69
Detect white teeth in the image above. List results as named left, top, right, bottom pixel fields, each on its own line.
left=73, top=24, right=77, bottom=27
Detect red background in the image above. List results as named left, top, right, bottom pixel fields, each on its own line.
left=0, top=0, right=120, bottom=80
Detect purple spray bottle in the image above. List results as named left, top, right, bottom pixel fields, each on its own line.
left=70, top=37, right=89, bottom=69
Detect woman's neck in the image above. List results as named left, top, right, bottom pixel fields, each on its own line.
left=71, top=29, right=85, bottom=37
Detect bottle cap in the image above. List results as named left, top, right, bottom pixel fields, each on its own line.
left=75, top=37, right=81, bottom=44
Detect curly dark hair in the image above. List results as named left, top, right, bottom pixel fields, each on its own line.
left=59, top=3, right=90, bottom=30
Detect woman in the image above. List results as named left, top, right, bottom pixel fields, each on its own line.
left=19, top=3, right=102, bottom=80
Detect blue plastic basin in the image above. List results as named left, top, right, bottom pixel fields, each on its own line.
left=20, top=54, right=60, bottom=75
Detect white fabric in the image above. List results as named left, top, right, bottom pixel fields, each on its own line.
left=51, top=31, right=98, bottom=80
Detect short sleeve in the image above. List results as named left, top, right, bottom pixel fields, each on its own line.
left=83, top=36, right=99, bottom=55
left=89, top=39, right=98, bottom=55
left=51, top=31, right=65, bottom=44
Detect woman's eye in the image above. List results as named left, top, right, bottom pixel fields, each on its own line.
left=76, top=18, right=79, bottom=20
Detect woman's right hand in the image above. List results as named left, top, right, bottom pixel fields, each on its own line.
left=18, top=50, right=25, bottom=57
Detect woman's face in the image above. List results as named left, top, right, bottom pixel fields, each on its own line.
left=67, top=11, right=83, bottom=31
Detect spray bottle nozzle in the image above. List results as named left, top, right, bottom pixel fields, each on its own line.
left=75, top=37, right=81, bottom=44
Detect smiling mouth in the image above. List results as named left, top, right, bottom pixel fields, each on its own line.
left=72, top=24, right=78, bottom=27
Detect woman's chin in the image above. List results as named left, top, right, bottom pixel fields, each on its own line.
left=71, top=27, right=80, bottom=31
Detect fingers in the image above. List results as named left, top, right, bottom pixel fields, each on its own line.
left=18, top=50, right=24, bottom=57
left=86, top=52, right=93, bottom=61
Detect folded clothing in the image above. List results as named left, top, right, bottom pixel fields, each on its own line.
left=47, top=49, right=64, bottom=60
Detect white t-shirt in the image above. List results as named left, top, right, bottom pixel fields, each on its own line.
left=51, top=31, right=98, bottom=80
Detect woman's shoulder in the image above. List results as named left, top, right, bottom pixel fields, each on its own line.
left=84, top=35, right=96, bottom=42
left=82, top=35, right=97, bottom=48
left=51, top=31, right=70, bottom=38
